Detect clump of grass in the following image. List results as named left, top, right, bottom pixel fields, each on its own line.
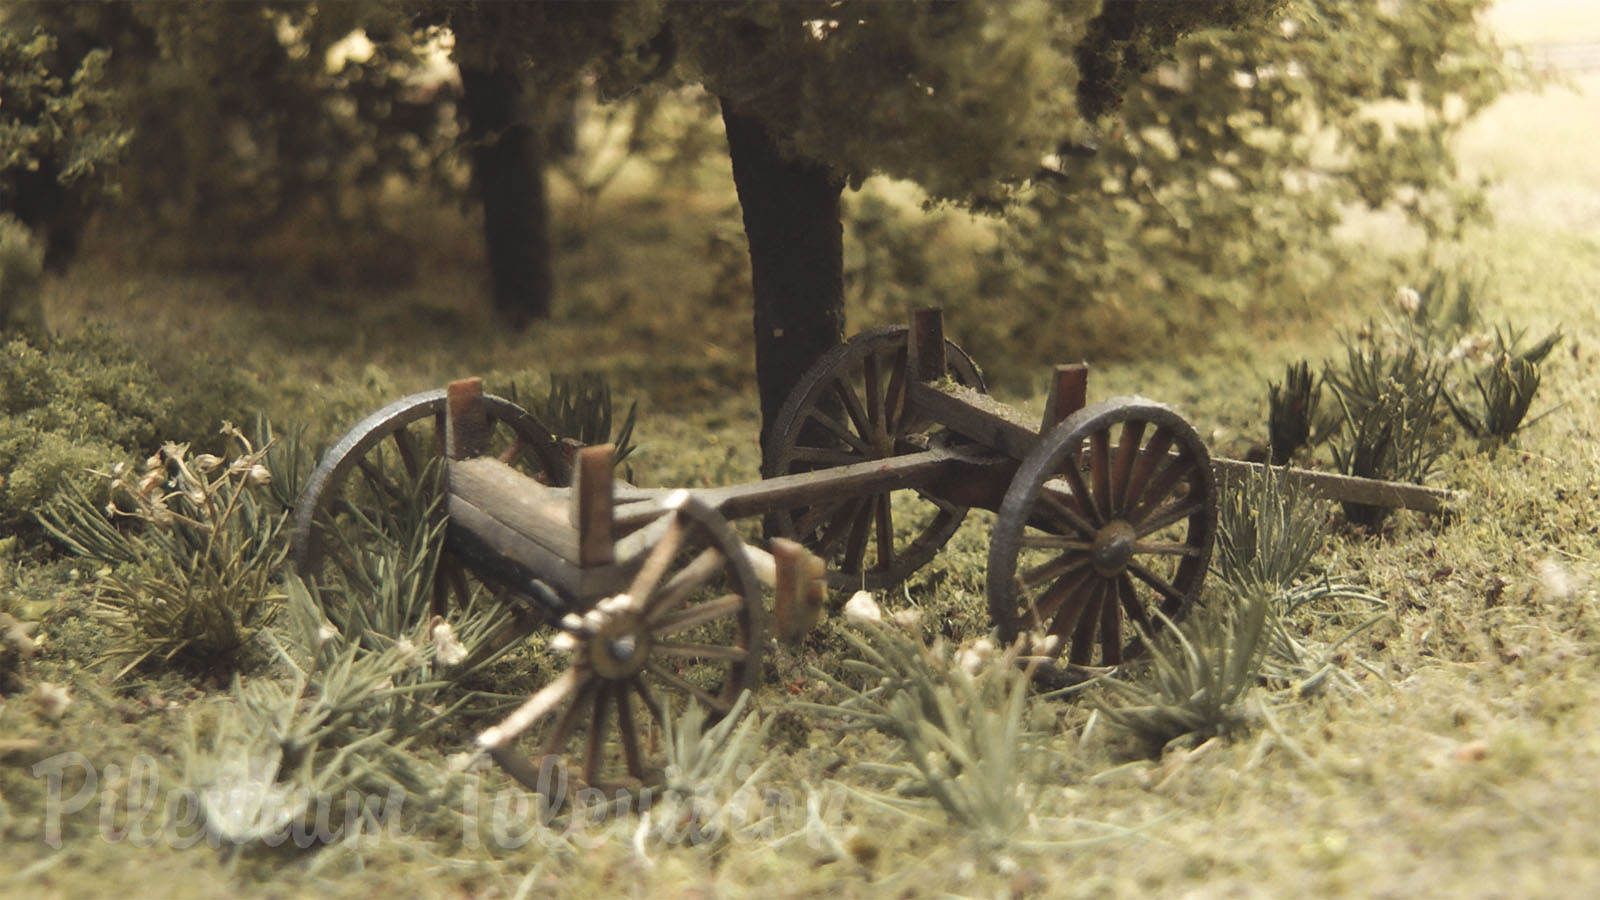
left=184, top=565, right=520, bottom=857
left=1092, top=584, right=1272, bottom=755
left=799, top=624, right=1045, bottom=848
left=1445, top=324, right=1562, bottom=442
left=1216, top=464, right=1326, bottom=593
left=1325, top=341, right=1450, bottom=527
left=531, top=372, right=639, bottom=468
left=1267, top=360, right=1321, bottom=465
left=39, top=424, right=288, bottom=677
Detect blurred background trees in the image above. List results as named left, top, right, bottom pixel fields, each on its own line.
left=0, top=0, right=1508, bottom=454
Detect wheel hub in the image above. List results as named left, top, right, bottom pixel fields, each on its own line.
left=1091, top=520, right=1137, bottom=577
left=558, top=595, right=654, bottom=680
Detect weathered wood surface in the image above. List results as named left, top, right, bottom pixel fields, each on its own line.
left=906, top=378, right=1461, bottom=514
left=1210, top=458, right=1462, bottom=516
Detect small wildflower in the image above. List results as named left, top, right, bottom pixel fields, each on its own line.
left=395, top=637, right=420, bottom=666
left=889, top=607, right=922, bottom=631
left=193, top=453, right=223, bottom=473
left=843, top=591, right=883, bottom=626
left=315, top=623, right=339, bottom=649
left=34, top=682, right=72, bottom=720
left=1393, top=286, right=1421, bottom=315
left=245, top=464, right=272, bottom=486
left=431, top=617, right=469, bottom=666
left=956, top=637, right=996, bottom=675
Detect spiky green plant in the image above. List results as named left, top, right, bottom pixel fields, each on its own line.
left=1093, top=584, right=1272, bottom=754
left=1267, top=360, right=1321, bottom=465
left=798, top=625, right=1044, bottom=848
left=1445, top=325, right=1562, bottom=442
left=1325, top=341, right=1449, bottom=527
left=1216, top=464, right=1326, bottom=593
left=38, top=424, right=288, bottom=676
left=536, top=372, right=638, bottom=468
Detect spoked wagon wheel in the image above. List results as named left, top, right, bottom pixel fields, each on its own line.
left=988, top=399, right=1217, bottom=669
left=290, top=387, right=570, bottom=613
left=478, top=493, right=764, bottom=793
left=767, top=326, right=986, bottom=592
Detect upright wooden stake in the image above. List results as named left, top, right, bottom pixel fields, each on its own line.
left=573, top=444, right=615, bottom=568
left=447, top=378, right=491, bottom=460
left=909, top=307, right=947, bottom=383
left=1042, top=364, right=1089, bottom=432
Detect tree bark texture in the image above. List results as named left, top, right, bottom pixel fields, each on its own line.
left=720, top=101, right=847, bottom=469
left=459, top=64, right=552, bottom=328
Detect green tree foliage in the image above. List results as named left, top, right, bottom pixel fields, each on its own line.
left=0, top=18, right=128, bottom=267
left=11, top=2, right=460, bottom=261
left=975, top=0, right=1506, bottom=365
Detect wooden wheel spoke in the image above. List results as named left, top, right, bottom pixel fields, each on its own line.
left=629, top=515, right=686, bottom=604
left=392, top=428, right=421, bottom=478
left=615, top=684, right=644, bottom=781
left=1056, top=459, right=1105, bottom=528
left=480, top=668, right=581, bottom=750
left=1123, top=428, right=1175, bottom=511
left=1131, top=452, right=1196, bottom=521
left=652, top=593, right=747, bottom=636
left=354, top=456, right=402, bottom=503
left=583, top=682, right=613, bottom=783
left=1128, top=560, right=1186, bottom=605
left=1029, top=564, right=1096, bottom=631
left=1019, top=534, right=1095, bottom=552
left=644, top=662, right=733, bottom=715
left=653, top=639, right=748, bottom=662
left=793, top=497, right=847, bottom=539
left=1068, top=580, right=1106, bottom=665
left=814, top=498, right=866, bottom=558
left=646, top=548, right=725, bottom=619
left=841, top=498, right=876, bottom=574
left=1099, top=591, right=1123, bottom=665
left=1021, top=549, right=1092, bottom=590
left=631, top=676, right=665, bottom=727
left=539, top=675, right=596, bottom=760
left=1111, top=421, right=1147, bottom=514
left=497, top=435, right=529, bottom=466
left=1131, top=539, right=1204, bottom=558
left=883, top=346, right=909, bottom=436
left=831, top=379, right=873, bottom=442
left=1038, top=488, right=1099, bottom=538
left=873, top=492, right=895, bottom=573
left=863, top=352, right=885, bottom=440
left=1134, top=498, right=1208, bottom=538
left=1090, top=429, right=1113, bottom=521
left=804, top=409, right=873, bottom=456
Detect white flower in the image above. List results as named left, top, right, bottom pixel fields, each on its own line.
left=431, top=618, right=468, bottom=666
left=193, top=453, right=223, bottom=473
left=956, top=637, right=996, bottom=675
left=395, top=637, right=420, bottom=666
left=889, top=608, right=922, bottom=631
left=1393, top=286, right=1421, bottom=315
left=245, top=464, right=272, bottom=486
left=34, top=682, right=72, bottom=720
left=842, top=591, right=882, bottom=626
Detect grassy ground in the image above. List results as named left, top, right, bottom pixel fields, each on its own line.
left=6, top=13, right=1600, bottom=900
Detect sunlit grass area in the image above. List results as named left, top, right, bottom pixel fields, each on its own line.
left=6, top=8, right=1600, bottom=900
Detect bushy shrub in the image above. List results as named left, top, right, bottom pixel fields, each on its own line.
left=0, top=326, right=257, bottom=534
left=0, top=216, right=46, bottom=338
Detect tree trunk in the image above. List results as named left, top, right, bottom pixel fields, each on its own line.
left=720, top=101, right=847, bottom=469
left=459, top=64, right=552, bottom=328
